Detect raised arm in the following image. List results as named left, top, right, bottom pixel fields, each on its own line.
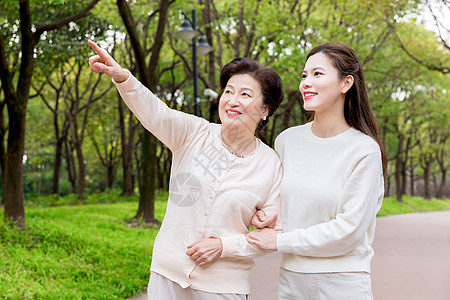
left=88, top=40, right=206, bottom=152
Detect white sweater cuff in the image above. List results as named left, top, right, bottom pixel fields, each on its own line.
left=219, top=236, right=236, bottom=258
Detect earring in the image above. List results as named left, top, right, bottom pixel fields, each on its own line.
left=262, top=115, right=267, bottom=121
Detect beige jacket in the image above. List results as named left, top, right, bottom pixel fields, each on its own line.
left=114, top=73, right=282, bottom=294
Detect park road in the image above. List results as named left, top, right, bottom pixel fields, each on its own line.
left=128, top=210, right=450, bottom=300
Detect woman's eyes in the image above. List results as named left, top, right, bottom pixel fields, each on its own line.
left=302, top=72, right=323, bottom=78
left=224, top=90, right=252, bottom=97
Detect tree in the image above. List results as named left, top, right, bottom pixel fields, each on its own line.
left=392, top=0, right=450, bottom=74
left=32, top=63, right=71, bottom=195
left=116, top=0, right=172, bottom=225
left=66, top=61, right=112, bottom=198
left=0, top=83, right=5, bottom=197
left=0, top=0, right=101, bottom=227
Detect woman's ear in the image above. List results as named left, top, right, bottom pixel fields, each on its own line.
left=341, top=75, right=354, bottom=94
left=263, top=104, right=270, bottom=117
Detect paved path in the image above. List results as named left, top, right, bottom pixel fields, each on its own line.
left=370, top=211, right=450, bottom=300
left=129, top=211, right=450, bottom=299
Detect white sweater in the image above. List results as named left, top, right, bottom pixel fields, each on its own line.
left=275, top=122, right=384, bottom=273
left=114, top=73, right=282, bottom=294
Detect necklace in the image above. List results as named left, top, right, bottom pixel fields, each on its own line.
left=220, top=132, right=259, bottom=158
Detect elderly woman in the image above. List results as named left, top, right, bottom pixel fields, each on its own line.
left=88, top=40, right=284, bottom=300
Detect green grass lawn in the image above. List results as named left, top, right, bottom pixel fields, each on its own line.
left=0, top=191, right=448, bottom=299
left=0, top=191, right=168, bottom=299
left=378, top=195, right=450, bottom=216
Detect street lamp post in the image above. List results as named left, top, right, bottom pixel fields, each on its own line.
left=174, top=9, right=213, bottom=116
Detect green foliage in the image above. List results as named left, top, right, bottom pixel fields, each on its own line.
left=0, top=192, right=169, bottom=299
left=2, top=0, right=448, bottom=200
left=378, top=195, right=450, bottom=216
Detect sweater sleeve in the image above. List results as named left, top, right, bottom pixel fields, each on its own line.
left=277, top=152, right=384, bottom=257
left=220, top=161, right=283, bottom=259
left=113, top=71, right=205, bottom=152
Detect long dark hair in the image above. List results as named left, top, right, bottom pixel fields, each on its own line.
left=307, top=43, right=387, bottom=175
left=220, top=57, right=284, bottom=132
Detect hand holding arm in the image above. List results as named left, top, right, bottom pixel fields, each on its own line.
left=186, top=238, right=223, bottom=267
left=246, top=228, right=278, bottom=251
left=88, top=40, right=129, bottom=83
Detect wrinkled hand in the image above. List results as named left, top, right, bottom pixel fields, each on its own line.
left=251, top=210, right=278, bottom=229
left=246, top=228, right=278, bottom=251
left=186, top=238, right=223, bottom=267
left=88, top=40, right=129, bottom=83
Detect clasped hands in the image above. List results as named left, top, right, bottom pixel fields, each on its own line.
left=186, top=211, right=278, bottom=267
left=246, top=210, right=279, bottom=251
left=186, top=238, right=223, bottom=267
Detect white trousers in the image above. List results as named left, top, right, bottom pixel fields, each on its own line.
left=277, top=268, right=373, bottom=300
left=147, top=272, right=249, bottom=300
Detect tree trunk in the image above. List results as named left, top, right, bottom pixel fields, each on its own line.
left=156, top=141, right=164, bottom=190
left=135, top=129, right=157, bottom=224
left=438, top=168, right=447, bottom=199
left=409, top=155, right=415, bottom=196
left=401, top=137, right=411, bottom=196
left=385, top=173, right=391, bottom=197
left=64, top=139, right=77, bottom=194
left=49, top=77, right=69, bottom=195
left=51, top=119, right=69, bottom=195
left=118, top=92, right=135, bottom=196
left=436, top=136, right=448, bottom=199
left=157, top=142, right=171, bottom=191
left=52, top=138, right=63, bottom=194
left=4, top=95, right=27, bottom=227
left=423, top=158, right=432, bottom=200
left=233, top=2, right=245, bottom=57
left=395, top=133, right=404, bottom=202
left=0, top=101, right=6, bottom=201
left=282, top=90, right=300, bottom=131
left=106, top=164, right=115, bottom=189
left=75, top=141, right=86, bottom=198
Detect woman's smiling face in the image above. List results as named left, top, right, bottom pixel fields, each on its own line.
left=219, top=74, right=267, bottom=134
left=299, top=52, right=347, bottom=114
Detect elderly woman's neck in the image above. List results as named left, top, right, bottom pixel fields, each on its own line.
left=220, top=126, right=257, bottom=157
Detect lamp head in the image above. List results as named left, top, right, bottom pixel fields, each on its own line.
left=197, top=36, right=214, bottom=55
left=174, top=19, right=200, bottom=41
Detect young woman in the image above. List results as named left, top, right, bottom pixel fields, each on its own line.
left=247, top=43, right=387, bottom=300
left=88, top=41, right=284, bottom=300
